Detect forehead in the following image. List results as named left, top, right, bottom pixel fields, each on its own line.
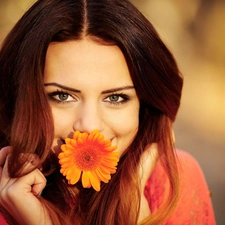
left=44, top=39, right=133, bottom=87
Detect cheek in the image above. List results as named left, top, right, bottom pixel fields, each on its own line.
left=51, top=108, right=74, bottom=137
left=116, top=103, right=139, bottom=135
left=118, top=115, right=138, bottom=135
left=116, top=125, right=138, bottom=156
left=122, top=104, right=139, bottom=133
left=113, top=107, right=139, bottom=154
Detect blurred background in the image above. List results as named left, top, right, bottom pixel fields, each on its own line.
left=0, top=0, right=224, bottom=224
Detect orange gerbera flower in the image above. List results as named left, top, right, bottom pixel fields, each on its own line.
left=58, top=130, right=119, bottom=191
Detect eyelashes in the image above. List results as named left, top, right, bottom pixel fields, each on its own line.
left=46, top=90, right=130, bottom=105
left=103, top=93, right=130, bottom=105
left=47, top=90, right=74, bottom=104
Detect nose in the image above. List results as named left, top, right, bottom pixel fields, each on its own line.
left=73, top=103, right=105, bottom=134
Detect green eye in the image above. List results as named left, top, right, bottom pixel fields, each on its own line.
left=47, top=90, right=76, bottom=104
left=58, top=93, right=69, bottom=101
left=103, top=93, right=130, bottom=105
left=109, top=95, right=120, bottom=102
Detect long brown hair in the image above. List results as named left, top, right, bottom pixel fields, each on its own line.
left=0, top=0, right=183, bottom=224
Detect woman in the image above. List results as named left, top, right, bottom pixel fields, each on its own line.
left=0, top=0, right=215, bottom=224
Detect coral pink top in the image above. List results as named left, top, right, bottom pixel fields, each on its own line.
left=0, top=150, right=216, bottom=224
left=144, top=150, right=216, bottom=224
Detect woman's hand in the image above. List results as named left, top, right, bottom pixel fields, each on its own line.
left=138, top=143, right=158, bottom=222
left=0, top=146, right=52, bottom=225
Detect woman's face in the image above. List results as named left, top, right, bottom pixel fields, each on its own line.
left=44, top=39, right=140, bottom=156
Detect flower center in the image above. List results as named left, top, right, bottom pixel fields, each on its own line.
left=85, top=155, right=91, bottom=161
left=75, top=145, right=102, bottom=171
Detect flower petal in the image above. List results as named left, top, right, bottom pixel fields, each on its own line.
left=95, top=168, right=111, bottom=183
left=69, top=168, right=81, bottom=185
left=89, top=171, right=101, bottom=191
left=58, top=130, right=119, bottom=191
left=82, top=171, right=91, bottom=188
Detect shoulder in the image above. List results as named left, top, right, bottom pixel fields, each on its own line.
left=173, top=150, right=211, bottom=199
left=169, top=150, right=216, bottom=224
left=144, top=149, right=216, bottom=224
left=174, top=149, right=206, bottom=183
left=175, top=149, right=203, bottom=172
left=147, top=149, right=209, bottom=186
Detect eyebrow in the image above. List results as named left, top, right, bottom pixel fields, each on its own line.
left=44, top=82, right=135, bottom=94
left=44, top=82, right=80, bottom=93
left=101, top=86, right=135, bottom=94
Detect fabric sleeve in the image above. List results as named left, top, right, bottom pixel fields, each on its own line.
left=144, top=149, right=216, bottom=225
left=0, top=212, right=9, bottom=225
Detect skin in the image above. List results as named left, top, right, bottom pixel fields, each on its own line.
left=0, top=146, right=51, bottom=225
left=0, top=38, right=158, bottom=224
left=44, top=39, right=140, bottom=156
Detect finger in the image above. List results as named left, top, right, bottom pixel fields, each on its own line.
left=0, top=153, right=11, bottom=189
left=0, top=153, right=42, bottom=193
left=0, top=146, right=12, bottom=167
left=7, top=168, right=47, bottom=197
left=11, top=157, right=45, bottom=196
left=0, top=169, right=47, bottom=225
left=31, top=169, right=47, bottom=196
